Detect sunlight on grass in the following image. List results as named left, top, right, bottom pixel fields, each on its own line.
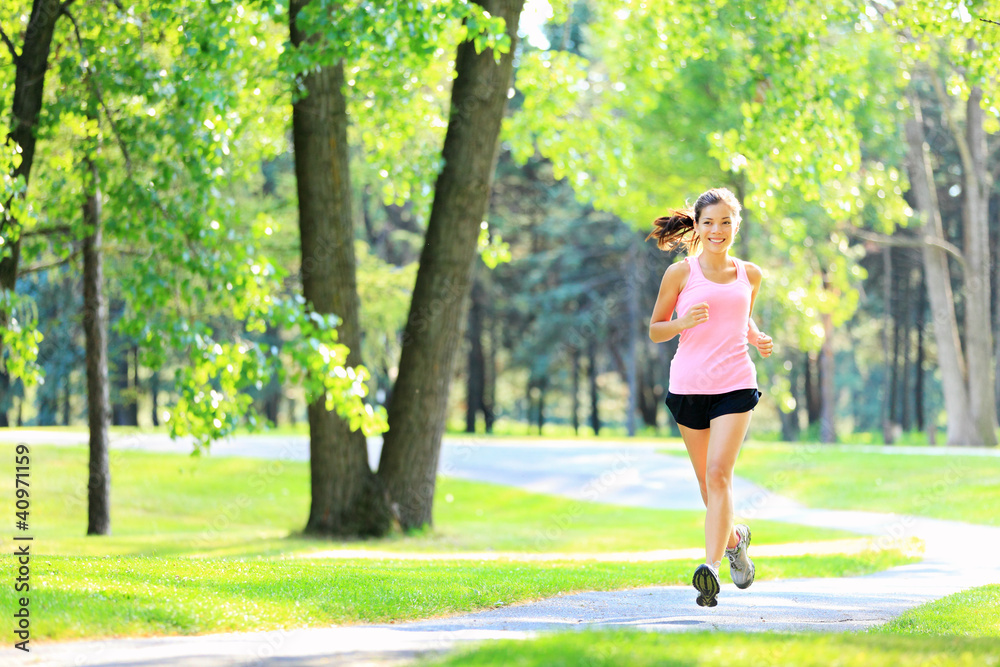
left=419, top=629, right=1000, bottom=667
left=662, top=442, right=1000, bottom=526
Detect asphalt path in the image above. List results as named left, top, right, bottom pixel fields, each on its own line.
left=2, top=431, right=999, bottom=666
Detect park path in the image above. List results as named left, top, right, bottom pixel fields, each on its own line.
left=2, top=431, right=1000, bottom=666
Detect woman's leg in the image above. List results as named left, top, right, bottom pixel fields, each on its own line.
left=703, top=411, right=753, bottom=565
left=680, top=424, right=739, bottom=551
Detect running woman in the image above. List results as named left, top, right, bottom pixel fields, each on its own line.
left=645, top=187, right=773, bottom=607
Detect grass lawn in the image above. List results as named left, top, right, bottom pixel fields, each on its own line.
left=19, top=445, right=862, bottom=558
left=661, top=442, right=1000, bottom=526
left=419, top=630, right=1000, bottom=667
left=873, top=584, right=1000, bottom=637
left=0, top=445, right=917, bottom=640
left=0, top=549, right=913, bottom=641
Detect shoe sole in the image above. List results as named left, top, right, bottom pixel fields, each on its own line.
left=692, top=565, right=720, bottom=607
left=733, top=527, right=755, bottom=590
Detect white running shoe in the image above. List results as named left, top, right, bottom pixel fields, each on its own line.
left=726, top=523, right=755, bottom=590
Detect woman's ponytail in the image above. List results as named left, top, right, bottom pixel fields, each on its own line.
left=645, top=208, right=699, bottom=253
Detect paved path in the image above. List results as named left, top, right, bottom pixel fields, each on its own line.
left=2, top=431, right=1000, bottom=666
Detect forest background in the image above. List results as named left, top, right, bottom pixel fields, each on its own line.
left=2, top=0, right=999, bottom=536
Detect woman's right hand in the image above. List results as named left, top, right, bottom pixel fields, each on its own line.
left=680, top=302, right=709, bottom=330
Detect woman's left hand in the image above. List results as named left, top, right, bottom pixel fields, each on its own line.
left=756, top=333, right=773, bottom=358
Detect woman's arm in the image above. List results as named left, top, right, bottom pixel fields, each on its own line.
left=649, top=261, right=706, bottom=343
left=745, top=262, right=773, bottom=358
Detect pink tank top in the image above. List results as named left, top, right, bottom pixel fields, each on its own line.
left=668, top=255, right=757, bottom=395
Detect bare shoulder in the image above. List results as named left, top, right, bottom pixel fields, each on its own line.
left=743, top=260, right=763, bottom=286
left=662, top=257, right=691, bottom=290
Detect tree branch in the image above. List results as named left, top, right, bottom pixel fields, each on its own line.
left=21, top=224, right=73, bottom=238
left=848, top=228, right=967, bottom=270
left=929, top=68, right=977, bottom=194
left=63, top=7, right=135, bottom=174
left=0, top=21, right=19, bottom=65
left=21, top=251, right=80, bottom=275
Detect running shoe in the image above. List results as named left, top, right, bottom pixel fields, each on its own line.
left=692, top=563, right=721, bottom=607
left=726, top=523, right=755, bottom=590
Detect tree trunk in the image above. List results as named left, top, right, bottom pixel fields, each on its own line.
left=637, top=344, right=659, bottom=428
left=588, top=338, right=600, bottom=435
left=536, top=378, right=545, bottom=435
left=62, top=373, right=71, bottom=426
left=571, top=345, right=580, bottom=435
left=0, top=369, right=9, bottom=426
left=465, top=275, right=485, bottom=433
left=804, top=352, right=820, bottom=427
left=915, top=265, right=925, bottom=432
left=882, top=246, right=895, bottom=444
left=625, top=242, right=639, bottom=436
left=899, top=263, right=913, bottom=432
left=820, top=312, right=836, bottom=443
left=992, top=190, right=1000, bottom=424
left=960, top=87, right=997, bottom=445
left=377, top=0, right=524, bottom=529
left=905, top=97, right=977, bottom=445
left=151, top=370, right=160, bottom=427
left=129, top=344, right=140, bottom=426
left=1, top=0, right=62, bottom=335
left=291, top=0, right=391, bottom=537
left=82, top=153, right=110, bottom=536
left=484, top=314, right=496, bottom=433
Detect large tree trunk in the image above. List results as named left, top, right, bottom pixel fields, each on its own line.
left=82, top=154, right=110, bottom=536
left=291, top=0, right=391, bottom=537
left=959, top=87, right=997, bottom=445
left=377, top=0, right=524, bottom=529
left=1, top=0, right=62, bottom=349
left=905, top=97, right=977, bottom=445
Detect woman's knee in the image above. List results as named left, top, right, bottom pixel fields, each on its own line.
left=705, top=462, right=732, bottom=490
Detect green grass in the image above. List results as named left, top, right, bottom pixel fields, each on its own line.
left=0, top=444, right=919, bottom=640
left=419, top=630, right=1000, bottom=667
left=0, top=549, right=915, bottom=641
left=661, top=442, right=1000, bottom=526
left=15, top=445, right=860, bottom=558
left=873, top=585, right=1000, bottom=637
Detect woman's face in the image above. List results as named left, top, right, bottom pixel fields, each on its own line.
left=695, top=202, right=738, bottom=254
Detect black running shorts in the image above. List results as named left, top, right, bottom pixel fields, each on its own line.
left=665, top=388, right=762, bottom=430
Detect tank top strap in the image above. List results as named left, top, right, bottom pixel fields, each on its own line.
left=686, top=255, right=705, bottom=284
left=734, top=257, right=751, bottom=286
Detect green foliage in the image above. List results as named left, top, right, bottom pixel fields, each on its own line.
left=477, top=221, right=511, bottom=269
left=0, top=290, right=42, bottom=387
left=423, top=629, right=1000, bottom=667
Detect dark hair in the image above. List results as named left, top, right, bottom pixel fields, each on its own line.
left=645, top=187, right=743, bottom=253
